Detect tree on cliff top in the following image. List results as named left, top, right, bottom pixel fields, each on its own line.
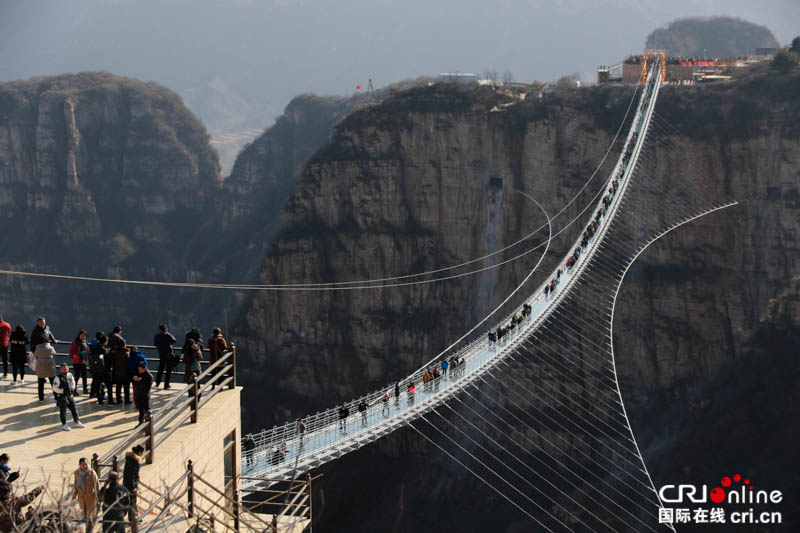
left=646, top=16, right=779, bottom=58
left=772, top=51, right=798, bottom=73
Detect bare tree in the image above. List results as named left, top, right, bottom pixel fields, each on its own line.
left=482, top=68, right=498, bottom=83
left=502, top=70, right=515, bottom=84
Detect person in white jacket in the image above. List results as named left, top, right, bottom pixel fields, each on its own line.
left=34, top=341, right=57, bottom=401
left=53, top=363, right=85, bottom=431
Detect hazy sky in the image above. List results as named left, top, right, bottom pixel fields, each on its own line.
left=1, top=0, right=797, bottom=131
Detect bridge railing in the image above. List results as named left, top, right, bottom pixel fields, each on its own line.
left=247, top=58, right=664, bottom=474
left=49, top=340, right=216, bottom=376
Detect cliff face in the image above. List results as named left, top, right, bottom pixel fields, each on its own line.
left=0, top=72, right=224, bottom=338
left=234, top=83, right=631, bottom=422
left=0, top=72, right=221, bottom=249
left=614, top=68, right=800, bottom=530
left=218, top=94, right=352, bottom=263
left=233, top=69, right=800, bottom=531
left=0, top=72, right=367, bottom=350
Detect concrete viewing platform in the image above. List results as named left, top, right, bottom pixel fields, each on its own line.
left=0, top=376, right=180, bottom=499
left=0, top=358, right=311, bottom=532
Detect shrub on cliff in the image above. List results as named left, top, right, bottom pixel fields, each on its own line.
left=772, top=51, right=798, bottom=73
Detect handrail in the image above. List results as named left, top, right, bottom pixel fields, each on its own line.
left=276, top=488, right=307, bottom=520
left=137, top=470, right=190, bottom=519
left=195, top=350, right=233, bottom=382
left=53, top=339, right=212, bottom=352
left=190, top=472, right=266, bottom=532
left=240, top=473, right=321, bottom=515
left=94, top=346, right=236, bottom=476
left=197, top=375, right=234, bottom=409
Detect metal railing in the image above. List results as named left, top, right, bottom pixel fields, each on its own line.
left=50, top=340, right=215, bottom=375
left=90, top=345, right=237, bottom=478
left=131, top=461, right=311, bottom=532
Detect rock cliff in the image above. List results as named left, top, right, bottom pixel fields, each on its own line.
left=233, top=67, right=800, bottom=531
left=0, top=72, right=223, bottom=337
left=234, top=82, right=631, bottom=423
left=214, top=94, right=354, bottom=284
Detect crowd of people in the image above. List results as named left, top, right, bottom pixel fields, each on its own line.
left=488, top=302, right=532, bottom=349
left=0, top=316, right=229, bottom=432
left=623, top=54, right=728, bottom=66
left=0, top=445, right=143, bottom=531
left=0, top=314, right=234, bottom=529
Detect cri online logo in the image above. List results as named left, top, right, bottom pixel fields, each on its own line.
left=659, top=474, right=783, bottom=505
left=712, top=474, right=750, bottom=503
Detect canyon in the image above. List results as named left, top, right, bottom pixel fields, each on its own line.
left=1, top=64, right=797, bottom=531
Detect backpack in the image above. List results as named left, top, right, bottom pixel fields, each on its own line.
left=89, top=352, right=104, bottom=374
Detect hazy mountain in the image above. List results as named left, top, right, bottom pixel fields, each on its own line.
left=646, top=16, right=779, bottom=57
left=2, top=1, right=798, bottom=173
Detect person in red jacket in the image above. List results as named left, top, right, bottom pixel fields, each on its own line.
left=207, top=328, right=228, bottom=390
left=0, top=314, right=10, bottom=379
left=69, top=330, right=90, bottom=395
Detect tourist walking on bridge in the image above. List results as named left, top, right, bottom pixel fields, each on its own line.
left=296, top=418, right=306, bottom=446
left=243, top=434, right=255, bottom=468
left=35, top=339, right=57, bottom=401
left=72, top=457, right=99, bottom=526
left=154, top=324, right=176, bottom=390
left=9, top=326, right=28, bottom=384
left=338, top=405, right=350, bottom=432
left=53, top=363, right=85, bottom=431
left=422, top=369, right=432, bottom=392
left=358, top=400, right=368, bottom=427
left=382, top=393, right=390, bottom=416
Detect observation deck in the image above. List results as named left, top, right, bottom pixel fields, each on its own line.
left=0, top=343, right=259, bottom=532
left=0, top=377, right=177, bottom=500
